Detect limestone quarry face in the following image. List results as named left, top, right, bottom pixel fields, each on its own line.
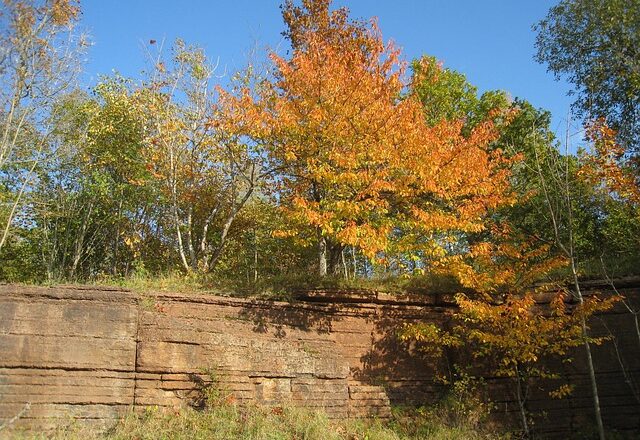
left=1, top=283, right=639, bottom=437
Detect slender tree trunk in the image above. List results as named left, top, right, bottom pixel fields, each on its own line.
left=70, top=202, right=93, bottom=279
left=245, top=256, right=250, bottom=283
left=60, top=209, right=72, bottom=275
left=533, top=130, right=606, bottom=440
left=173, top=210, right=190, bottom=272
left=0, top=155, right=39, bottom=250
left=570, top=258, right=605, bottom=440
left=42, top=218, right=54, bottom=281
left=318, top=234, right=327, bottom=277
left=112, top=196, right=123, bottom=275
left=515, top=365, right=530, bottom=438
left=167, top=141, right=190, bottom=272
left=341, top=247, right=348, bottom=279
left=186, top=205, right=196, bottom=270
left=50, top=214, right=61, bottom=280
left=199, top=204, right=220, bottom=272
left=351, top=246, right=357, bottom=279
left=170, top=184, right=190, bottom=272
left=207, top=186, right=254, bottom=271
left=253, top=228, right=258, bottom=283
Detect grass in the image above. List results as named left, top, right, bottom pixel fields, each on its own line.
left=17, top=405, right=508, bottom=440
left=35, top=270, right=468, bottom=302
left=22, top=255, right=640, bottom=302
left=14, top=379, right=511, bottom=440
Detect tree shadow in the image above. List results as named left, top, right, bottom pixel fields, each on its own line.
left=352, top=302, right=455, bottom=406
left=236, top=294, right=347, bottom=338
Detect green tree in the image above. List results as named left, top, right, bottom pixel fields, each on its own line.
left=31, top=79, right=157, bottom=280
left=535, top=0, right=640, bottom=151
left=410, top=55, right=510, bottom=132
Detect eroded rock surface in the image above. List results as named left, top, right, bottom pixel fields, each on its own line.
left=1, top=283, right=639, bottom=437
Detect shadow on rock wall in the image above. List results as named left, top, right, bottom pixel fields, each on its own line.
left=237, top=299, right=344, bottom=337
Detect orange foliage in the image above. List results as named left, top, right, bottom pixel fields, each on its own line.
left=438, top=222, right=568, bottom=299
left=402, top=280, right=617, bottom=393
left=50, top=0, right=80, bottom=25
left=580, top=119, right=640, bottom=205
left=453, top=290, right=616, bottom=380
left=218, top=2, right=514, bottom=262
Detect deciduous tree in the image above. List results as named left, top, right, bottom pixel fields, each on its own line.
left=220, top=0, right=515, bottom=277
left=0, top=0, right=86, bottom=251
left=535, top=0, right=640, bottom=151
left=402, top=225, right=616, bottom=438
left=141, top=40, right=267, bottom=273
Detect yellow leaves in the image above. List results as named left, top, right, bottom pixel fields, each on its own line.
left=50, top=0, right=80, bottom=26
left=549, top=384, right=574, bottom=399
left=444, top=288, right=618, bottom=384
left=13, top=1, right=36, bottom=39
left=284, top=151, right=297, bottom=162
left=271, top=229, right=297, bottom=239
left=123, top=233, right=142, bottom=258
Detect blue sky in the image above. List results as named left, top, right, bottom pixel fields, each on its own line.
left=79, top=0, right=577, bottom=144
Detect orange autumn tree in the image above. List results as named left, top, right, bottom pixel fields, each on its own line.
left=401, top=222, right=617, bottom=437
left=218, top=0, right=514, bottom=276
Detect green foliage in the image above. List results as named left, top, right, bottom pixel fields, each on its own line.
left=535, top=0, right=640, bottom=150
left=23, top=79, right=163, bottom=281
left=597, top=198, right=640, bottom=272
left=411, top=55, right=509, bottom=132
left=411, top=56, right=481, bottom=127
left=0, top=231, right=43, bottom=282
left=491, top=99, right=640, bottom=278
left=410, top=55, right=510, bottom=134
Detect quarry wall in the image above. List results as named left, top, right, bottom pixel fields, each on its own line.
left=1, top=282, right=639, bottom=437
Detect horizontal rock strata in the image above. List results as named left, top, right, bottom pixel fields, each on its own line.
left=0, top=282, right=639, bottom=438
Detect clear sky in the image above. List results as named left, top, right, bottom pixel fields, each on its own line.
left=79, top=0, right=576, bottom=143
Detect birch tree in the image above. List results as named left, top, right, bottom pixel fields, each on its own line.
left=0, top=0, right=86, bottom=251
left=141, top=40, right=267, bottom=273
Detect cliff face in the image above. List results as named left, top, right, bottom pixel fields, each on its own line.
left=1, top=283, right=639, bottom=437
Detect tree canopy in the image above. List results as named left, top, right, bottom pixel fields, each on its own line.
left=535, top=0, right=640, bottom=151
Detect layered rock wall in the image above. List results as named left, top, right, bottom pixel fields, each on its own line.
left=1, top=283, right=639, bottom=437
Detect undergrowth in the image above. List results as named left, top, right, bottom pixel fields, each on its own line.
left=15, top=380, right=510, bottom=440
left=33, top=270, right=468, bottom=301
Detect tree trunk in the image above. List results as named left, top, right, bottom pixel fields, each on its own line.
left=533, top=135, right=606, bottom=440
left=318, top=234, right=327, bottom=277
left=70, top=202, right=93, bottom=280
left=186, top=205, right=196, bottom=270
left=351, top=246, right=357, bottom=279
left=570, top=258, right=605, bottom=440
left=515, top=365, right=530, bottom=439
left=253, top=228, right=258, bottom=283
left=326, top=242, right=344, bottom=276
left=172, top=193, right=190, bottom=272
left=341, top=247, right=348, bottom=279
left=112, top=196, right=123, bottom=275
left=207, top=186, right=254, bottom=272
left=0, top=154, right=38, bottom=251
